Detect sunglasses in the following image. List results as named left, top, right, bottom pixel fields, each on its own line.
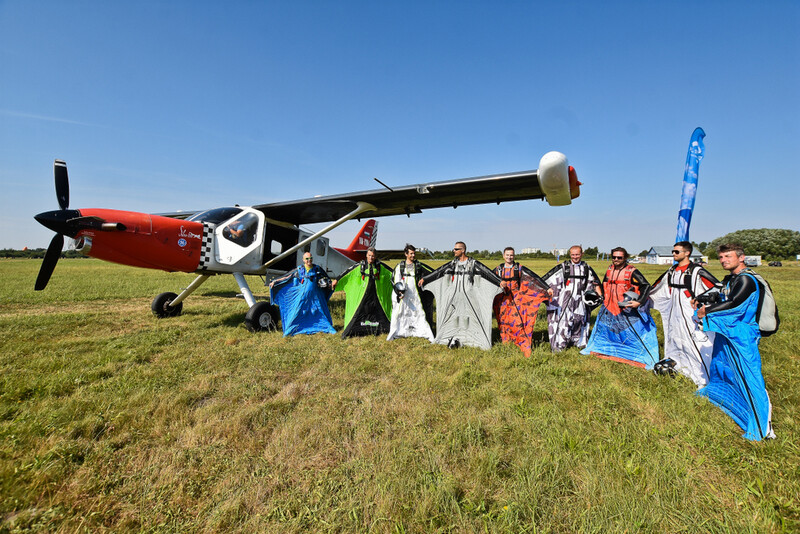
left=671, top=250, right=684, bottom=254
left=303, top=257, right=313, bottom=261
left=453, top=248, right=464, bottom=251
left=611, top=256, right=625, bottom=260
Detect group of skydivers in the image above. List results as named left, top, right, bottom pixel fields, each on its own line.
left=269, top=240, right=776, bottom=441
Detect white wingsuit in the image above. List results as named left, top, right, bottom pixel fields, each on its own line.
left=650, top=263, right=720, bottom=387
left=387, top=260, right=435, bottom=342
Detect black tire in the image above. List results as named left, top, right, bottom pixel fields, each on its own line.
left=244, top=302, right=279, bottom=332
left=151, top=292, right=183, bottom=318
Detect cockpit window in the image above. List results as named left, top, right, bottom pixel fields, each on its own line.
left=187, top=207, right=243, bottom=224
left=221, top=212, right=259, bottom=247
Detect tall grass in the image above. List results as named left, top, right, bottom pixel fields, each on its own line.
left=1, top=258, right=798, bottom=532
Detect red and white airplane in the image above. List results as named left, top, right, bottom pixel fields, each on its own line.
left=34, top=152, right=580, bottom=331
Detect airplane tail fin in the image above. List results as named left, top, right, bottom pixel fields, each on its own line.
left=344, top=219, right=378, bottom=252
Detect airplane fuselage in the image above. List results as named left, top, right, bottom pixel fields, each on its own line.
left=44, top=206, right=356, bottom=279
left=75, top=209, right=205, bottom=272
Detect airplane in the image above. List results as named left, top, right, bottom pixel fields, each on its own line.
left=33, top=151, right=581, bottom=332
left=333, top=219, right=378, bottom=262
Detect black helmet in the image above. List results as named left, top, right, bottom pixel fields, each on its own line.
left=653, top=358, right=677, bottom=377
left=582, top=289, right=602, bottom=309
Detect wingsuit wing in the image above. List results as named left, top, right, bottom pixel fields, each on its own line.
left=649, top=267, right=675, bottom=315
left=519, top=265, right=550, bottom=295
left=417, top=262, right=435, bottom=277
left=697, top=280, right=774, bottom=441
left=494, top=265, right=549, bottom=357
left=416, top=262, right=436, bottom=328
left=581, top=304, right=660, bottom=369
left=335, top=263, right=369, bottom=326
left=373, top=262, right=395, bottom=319
left=270, top=268, right=336, bottom=336
left=335, top=261, right=394, bottom=336
left=649, top=266, right=707, bottom=386
left=472, top=261, right=504, bottom=287
left=388, top=261, right=435, bottom=342
left=425, top=259, right=502, bottom=350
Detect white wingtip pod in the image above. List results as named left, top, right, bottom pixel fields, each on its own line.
left=538, top=151, right=571, bottom=206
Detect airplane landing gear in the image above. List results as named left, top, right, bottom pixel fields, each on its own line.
left=151, top=292, right=183, bottom=318
left=245, top=302, right=280, bottom=332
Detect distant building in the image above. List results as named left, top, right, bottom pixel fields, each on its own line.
left=521, top=247, right=541, bottom=254
left=550, top=248, right=570, bottom=257
left=646, top=246, right=705, bottom=265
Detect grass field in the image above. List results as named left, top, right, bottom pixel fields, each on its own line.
left=1, top=258, right=799, bottom=533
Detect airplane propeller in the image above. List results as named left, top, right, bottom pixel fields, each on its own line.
left=34, top=160, right=128, bottom=290
left=55, top=158, right=69, bottom=210
left=35, top=233, right=64, bottom=291
left=34, top=160, right=74, bottom=291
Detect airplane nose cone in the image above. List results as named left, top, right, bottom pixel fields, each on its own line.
left=34, top=209, right=81, bottom=236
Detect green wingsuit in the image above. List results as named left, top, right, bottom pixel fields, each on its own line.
left=334, top=260, right=394, bottom=338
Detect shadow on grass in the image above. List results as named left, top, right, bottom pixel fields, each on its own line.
left=219, top=313, right=247, bottom=328
left=532, top=330, right=550, bottom=346
left=199, top=290, right=251, bottom=299
left=210, top=297, right=347, bottom=331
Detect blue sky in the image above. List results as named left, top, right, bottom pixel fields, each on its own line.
left=1, top=1, right=798, bottom=255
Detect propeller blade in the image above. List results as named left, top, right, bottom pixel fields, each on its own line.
left=35, top=234, right=64, bottom=291
left=54, top=159, right=69, bottom=210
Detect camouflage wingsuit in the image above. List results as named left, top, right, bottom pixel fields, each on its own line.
left=543, top=260, right=601, bottom=352
left=493, top=263, right=549, bottom=357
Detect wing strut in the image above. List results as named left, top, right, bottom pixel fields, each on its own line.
left=169, top=273, right=212, bottom=307
left=261, top=201, right=376, bottom=270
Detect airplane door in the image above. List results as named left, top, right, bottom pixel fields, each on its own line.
left=314, top=236, right=329, bottom=273
left=296, top=231, right=330, bottom=274
left=215, top=209, right=265, bottom=269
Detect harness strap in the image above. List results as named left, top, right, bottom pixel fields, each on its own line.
left=496, top=263, right=521, bottom=282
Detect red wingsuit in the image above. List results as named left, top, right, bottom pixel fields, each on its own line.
left=493, top=263, right=549, bottom=357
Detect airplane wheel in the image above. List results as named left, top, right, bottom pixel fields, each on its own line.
left=245, top=302, right=279, bottom=332
left=151, top=292, right=183, bottom=318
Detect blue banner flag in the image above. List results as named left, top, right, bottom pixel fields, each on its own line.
left=675, top=127, right=706, bottom=243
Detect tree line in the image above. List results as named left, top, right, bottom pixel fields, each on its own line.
left=4, top=229, right=797, bottom=261
left=0, top=248, right=86, bottom=259
left=704, top=229, right=800, bottom=260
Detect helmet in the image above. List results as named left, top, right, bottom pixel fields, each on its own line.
left=393, top=281, right=407, bottom=302
left=447, top=337, right=462, bottom=349
left=653, top=358, right=677, bottom=377
left=582, top=289, right=602, bottom=309
left=618, top=290, right=639, bottom=307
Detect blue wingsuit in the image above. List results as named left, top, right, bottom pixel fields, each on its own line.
left=270, top=264, right=336, bottom=336
left=696, top=271, right=774, bottom=441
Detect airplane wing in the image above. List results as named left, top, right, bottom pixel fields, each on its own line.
left=253, top=152, right=579, bottom=225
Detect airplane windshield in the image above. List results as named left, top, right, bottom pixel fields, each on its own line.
left=221, top=212, right=259, bottom=247
left=186, top=207, right=243, bottom=224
